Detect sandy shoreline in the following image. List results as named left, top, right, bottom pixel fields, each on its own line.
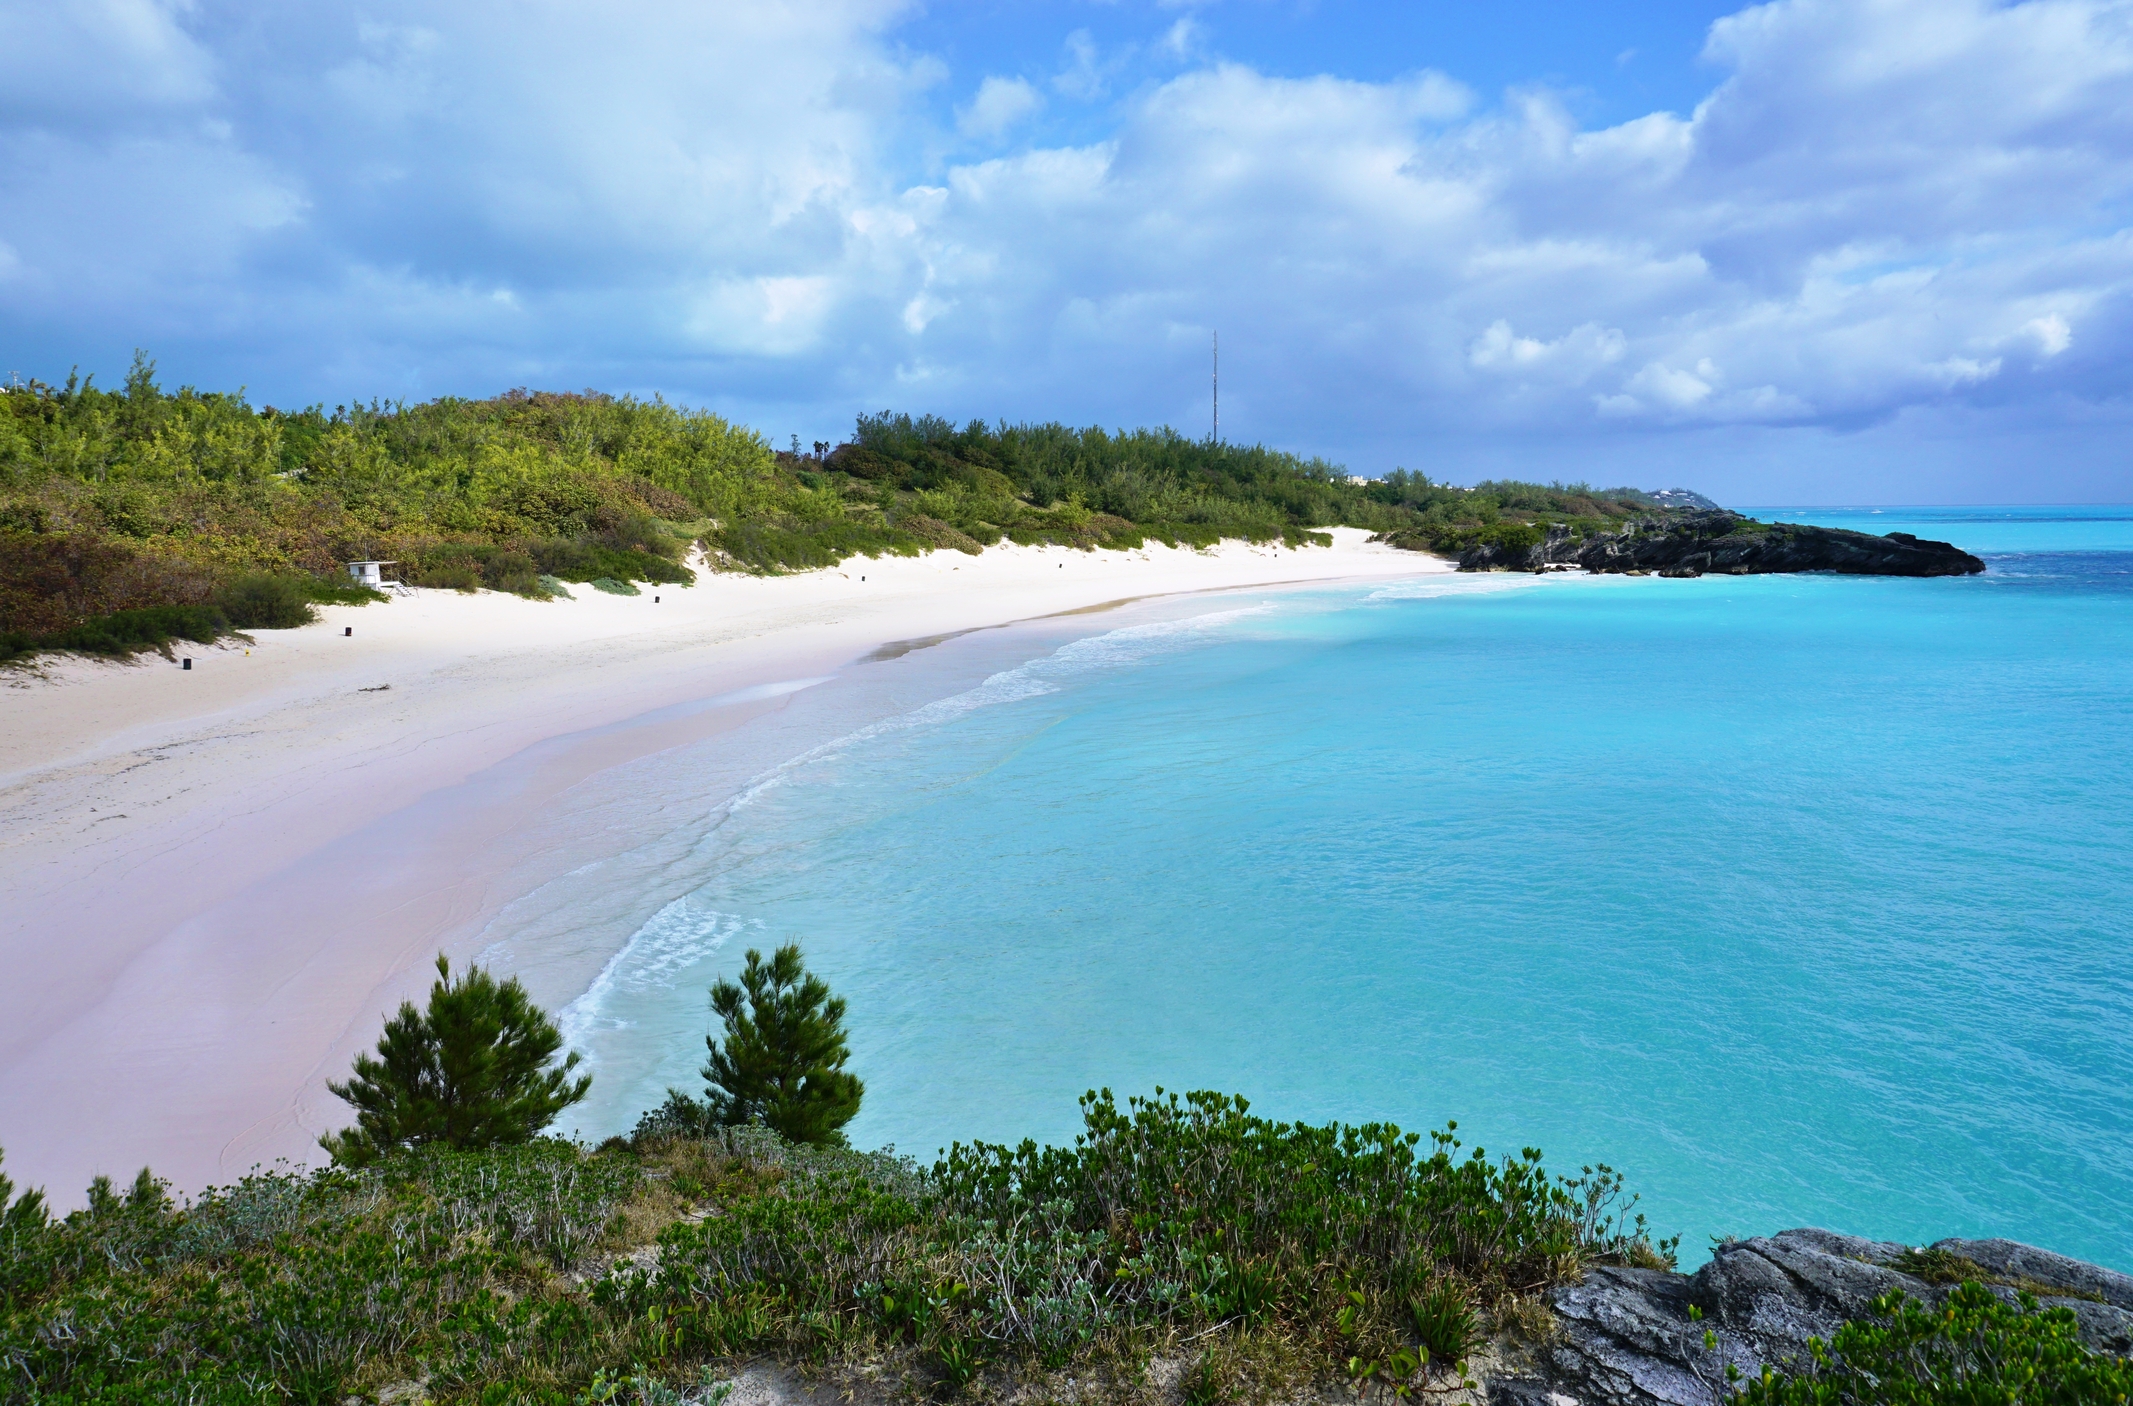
left=0, top=531, right=1446, bottom=1202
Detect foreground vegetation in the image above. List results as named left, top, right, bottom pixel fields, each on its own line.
left=6, top=953, right=2123, bottom=1405
left=1, top=358, right=1671, bottom=660
left=1, top=1090, right=1672, bottom=1405
left=5, top=1109, right=2118, bottom=1406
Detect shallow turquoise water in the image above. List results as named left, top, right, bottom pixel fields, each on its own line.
left=556, top=507, right=2133, bottom=1269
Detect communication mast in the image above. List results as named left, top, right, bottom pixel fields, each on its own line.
left=1212, top=330, right=1219, bottom=444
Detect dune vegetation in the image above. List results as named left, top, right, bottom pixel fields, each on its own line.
left=0, top=1094, right=1674, bottom=1406
left=0, top=357, right=1668, bottom=661
left=5, top=946, right=2123, bottom=1405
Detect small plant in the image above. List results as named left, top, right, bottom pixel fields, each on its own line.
left=1890, top=1244, right=1991, bottom=1285
left=1409, top=1281, right=1475, bottom=1368
left=1179, top=1351, right=1226, bottom=1406
left=933, top=1335, right=985, bottom=1393
left=320, top=954, right=592, bottom=1167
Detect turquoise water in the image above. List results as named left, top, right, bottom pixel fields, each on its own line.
left=553, top=506, right=2133, bottom=1270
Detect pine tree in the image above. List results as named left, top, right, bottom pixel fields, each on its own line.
left=320, top=955, right=591, bottom=1167
left=0, top=1147, right=47, bottom=1234
left=702, top=943, right=863, bottom=1146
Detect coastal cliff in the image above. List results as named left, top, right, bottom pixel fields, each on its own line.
left=1443, top=510, right=1986, bottom=577
left=1489, top=1228, right=2133, bottom=1406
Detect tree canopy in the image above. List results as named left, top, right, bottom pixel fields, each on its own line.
left=701, top=943, right=863, bottom=1146
left=320, top=955, right=592, bottom=1167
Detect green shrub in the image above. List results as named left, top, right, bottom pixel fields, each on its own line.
left=44, top=602, right=228, bottom=656
left=532, top=540, right=691, bottom=586
left=1735, top=1281, right=2133, bottom=1405
left=215, top=572, right=318, bottom=629
left=299, top=577, right=389, bottom=606
left=589, top=577, right=639, bottom=596
left=2, top=1090, right=1678, bottom=1403
left=412, top=560, right=484, bottom=592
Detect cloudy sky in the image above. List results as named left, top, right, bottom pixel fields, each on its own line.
left=3, top=0, right=2130, bottom=502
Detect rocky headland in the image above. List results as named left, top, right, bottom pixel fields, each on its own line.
left=1486, top=1228, right=2133, bottom=1406
left=1445, top=510, right=1986, bottom=577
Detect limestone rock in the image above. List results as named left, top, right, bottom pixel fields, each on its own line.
left=1455, top=511, right=1985, bottom=577
left=1484, top=1230, right=2132, bottom=1406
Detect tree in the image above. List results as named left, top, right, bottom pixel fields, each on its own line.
left=320, top=955, right=591, bottom=1167
left=701, top=943, right=863, bottom=1145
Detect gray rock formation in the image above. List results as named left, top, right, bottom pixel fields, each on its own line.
left=1645, top=490, right=1725, bottom=512
left=1486, top=1230, right=2133, bottom=1406
left=1456, top=511, right=1985, bottom=577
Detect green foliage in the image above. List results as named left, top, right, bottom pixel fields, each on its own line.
left=3, top=360, right=1689, bottom=640
left=0, top=372, right=741, bottom=639
left=34, top=601, right=228, bottom=658
left=1735, top=1282, right=2133, bottom=1406
left=934, top=1089, right=1669, bottom=1309
left=214, top=572, right=318, bottom=629
left=320, top=955, right=593, bottom=1168
left=1410, top=1280, right=1477, bottom=1366
left=1, top=1090, right=1688, bottom=1404
left=698, top=944, right=864, bottom=1147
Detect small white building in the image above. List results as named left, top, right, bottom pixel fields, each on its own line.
left=346, top=560, right=398, bottom=587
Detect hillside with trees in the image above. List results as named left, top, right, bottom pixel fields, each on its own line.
left=0, top=357, right=1669, bottom=661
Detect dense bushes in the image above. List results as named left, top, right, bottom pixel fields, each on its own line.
left=3, top=357, right=1681, bottom=658
left=0, top=367, right=748, bottom=651
left=214, top=573, right=316, bottom=629
left=1, top=601, right=229, bottom=663
left=0, top=1091, right=1674, bottom=1404
left=1736, top=1282, right=2133, bottom=1405
left=7, top=1094, right=2121, bottom=1404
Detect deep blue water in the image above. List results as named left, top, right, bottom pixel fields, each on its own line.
left=555, top=506, right=2133, bottom=1269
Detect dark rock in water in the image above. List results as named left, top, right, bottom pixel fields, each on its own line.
left=1457, top=510, right=1984, bottom=578
left=1486, top=1229, right=2133, bottom=1406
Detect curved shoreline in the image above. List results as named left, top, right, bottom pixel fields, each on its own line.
left=0, top=532, right=1446, bottom=1202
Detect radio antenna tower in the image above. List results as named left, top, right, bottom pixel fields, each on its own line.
left=1212, top=330, right=1219, bottom=444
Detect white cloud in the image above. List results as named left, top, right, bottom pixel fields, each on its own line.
left=2024, top=312, right=2073, bottom=355
left=1469, top=320, right=1627, bottom=374
left=1628, top=360, right=1716, bottom=409
left=957, top=76, right=1042, bottom=140
left=1, top=0, right=2130, bottom=497
left=689, top=275, right=836, bottom=356
left=1158, top=18, right=1204, bottom=61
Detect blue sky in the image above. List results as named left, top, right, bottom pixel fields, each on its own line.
left=3, top=0, right=2131, bottom=503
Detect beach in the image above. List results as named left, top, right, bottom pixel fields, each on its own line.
left=0, top=531, right=1443, bottom=1202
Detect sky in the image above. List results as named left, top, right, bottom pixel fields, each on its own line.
left=2, top=0, right=2131, bottom=503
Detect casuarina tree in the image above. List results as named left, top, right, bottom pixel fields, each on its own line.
left=320, top=955, right=592, bottom=1167
left=702, top=943, right=863, bottom=1145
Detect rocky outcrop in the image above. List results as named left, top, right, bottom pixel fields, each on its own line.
left=1486, top=1229, right=2133, bottom=1406
left=1458, top=511, right=1985, bottom=577
left=1645, top=490, right=1725, bottom=512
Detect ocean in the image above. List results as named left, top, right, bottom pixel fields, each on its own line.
left=513, top=505, right=2133, bottom=1270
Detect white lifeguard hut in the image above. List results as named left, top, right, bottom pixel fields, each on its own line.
left=346, top=560, right=398, bottom=587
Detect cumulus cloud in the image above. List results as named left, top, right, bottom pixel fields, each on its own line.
left=1, top=0, right=2130, bottom=496
left=957, top=76, right=1042, bottom=139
